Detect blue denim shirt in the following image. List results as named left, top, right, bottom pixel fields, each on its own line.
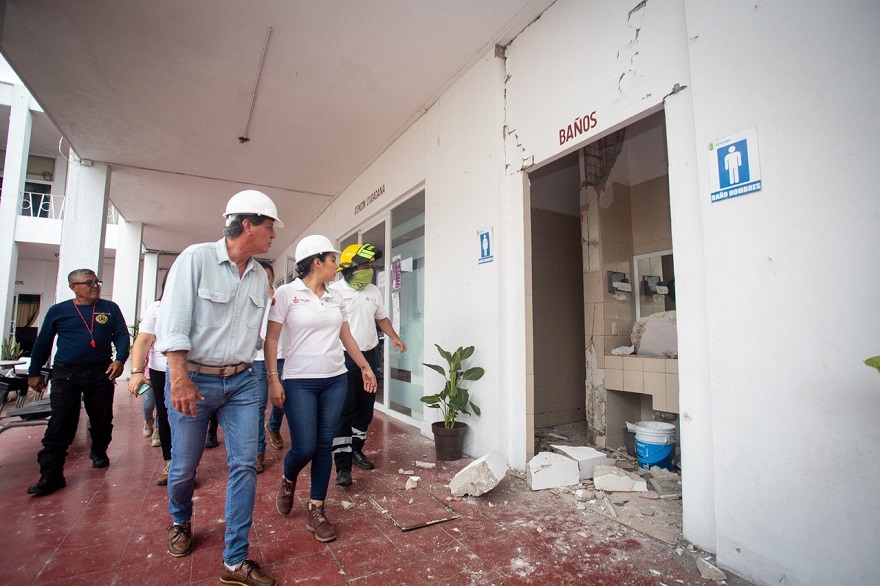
left=156, top=238, right=267, bottom=366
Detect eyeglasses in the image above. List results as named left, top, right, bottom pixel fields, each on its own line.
left=71, top=279, right=103, bottom=287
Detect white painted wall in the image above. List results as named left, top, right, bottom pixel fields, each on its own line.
left=680, top=1, right=880, bottom=584
left=277, top=1, right=880, bottom=582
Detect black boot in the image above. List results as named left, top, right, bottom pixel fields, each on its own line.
left=27, top=475, right=66, bottom=496
left=205, top=431, right=219, bottom=449
left=335, top=469, right=352, bottom=486
left=352, top=450, right=374, bottom=470
left=90, top=450, right=109, bottom=468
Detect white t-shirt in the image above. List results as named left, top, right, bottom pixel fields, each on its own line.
left=268, top=278, right=347, bottom=379
left=328, top=280, right=387, bottom=351
left=138, top=300, right=168, bottom=372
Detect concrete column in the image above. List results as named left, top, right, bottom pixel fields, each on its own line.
left=55, top=155, right=110, bottom=303
left=113, top=217, right=143, bottom=326
left=0, top=85, right=33, bottom=338
left=665, top=86, right=716, bottom=552
left=140, top=252, right=159, bottom=314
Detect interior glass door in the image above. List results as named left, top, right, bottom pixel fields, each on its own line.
left=387, top=191, right=425, bottom=418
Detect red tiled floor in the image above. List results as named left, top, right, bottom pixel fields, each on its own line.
left=0, top=383, right=751, bottom=585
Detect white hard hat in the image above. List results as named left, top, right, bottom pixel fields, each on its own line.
left=223, top=189, right=284, bottom=228
left=295, top=235, right=341, bottom=263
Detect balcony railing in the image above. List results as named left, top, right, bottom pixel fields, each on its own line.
left=17, top=191, right=119, bottom=224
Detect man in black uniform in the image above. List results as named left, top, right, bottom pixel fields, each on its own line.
left=26, top=269, right=130, bottom=496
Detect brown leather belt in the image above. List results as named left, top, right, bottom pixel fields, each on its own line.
left=186, top=361, right=251, bottom=377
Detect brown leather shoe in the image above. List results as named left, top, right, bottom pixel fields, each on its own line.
left=157, top=460, right=171, bottom=486
left=220, top=559, right=276, bottom=586
left=256, top=453, right=265, bottom=474
left=276, top=476, right=295, bottom=515
left=265, top=423, right=283, bottom=450
left=306, top=502, right=336, bottom=542
left=167, top=522, right=193, bottom=557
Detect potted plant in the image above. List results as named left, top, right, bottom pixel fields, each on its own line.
left=421, top=344, right=484, bottom=460
left=1, top=336, right=23, bottom=361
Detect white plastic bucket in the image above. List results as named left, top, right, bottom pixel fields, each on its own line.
left=634, top=421, right=676, bottom=471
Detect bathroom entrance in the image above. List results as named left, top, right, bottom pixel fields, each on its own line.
left=527, top=109, right=679, bottom=455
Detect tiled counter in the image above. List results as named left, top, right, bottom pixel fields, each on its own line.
left=604, top=355, right=679, bottom=413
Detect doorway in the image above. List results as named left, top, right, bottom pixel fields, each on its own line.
left=528, top=109, right=678, bottom=453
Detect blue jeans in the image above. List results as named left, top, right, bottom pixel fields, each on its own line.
left=282, top=374, right=346, bottom=501
left=166, top=368, right=259, bottom=566
left=253, top=359, right=285, bottom=454
left=142, top=385, right=156, bottom=421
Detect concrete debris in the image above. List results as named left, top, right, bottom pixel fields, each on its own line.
left=577, top=531, right=593, bottom=540
left=542, top=432, right=570, bottom=441
left=593, top=465, right=648, bottom=492
left=695, top=558, right=727, bottom=582
left=660, top=494, right=681, bottom=500
left=650, top=569, right=662, bottom=576
left=574, top=489, right=594, bottom=502
left=649, top=466, right=682, bottom=498
left=639, top=491, right=660, bottom=500
left=341, top=500, right=357, bottom=510
left=603, top=496, right=618, bottom=519
left=408, top=498, right=414, bottom=504
left=450, top=451, right=508, bottom=497
left=551, top=445, right=615, bottom=480
left=405, top=476, right=420, bottom=490
left=527, top=452, right=580, bottom=490
left=398, top=468, right=415, bottom=475
left=415, top=461, right=436, bottom=469
left=595, top=490, right=606, bottom=499
left=576, top=501, right=588, bottom=510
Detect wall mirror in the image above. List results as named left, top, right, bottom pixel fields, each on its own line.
left=633, top=250, right=675, bottom=320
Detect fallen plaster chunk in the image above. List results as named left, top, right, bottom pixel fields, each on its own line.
left=341, top=501, right=357, bottom=511
left=527, top=452, right=580, bottom=491
left=696, top=558, right=727, bottom=582
left=574, top=489, right=593, bottom=502
left=552, top=445, right=615, bottom=480
left=398, top=468, right=415, bottom=475
left=415, top=461, right=436, bottom=469
left=593, top=465, right=648, bottom=492
left=450, top=450, right=509, bottom=497
left=405, top=476, right=420, bottom=490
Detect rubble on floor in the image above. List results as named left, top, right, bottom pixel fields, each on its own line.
left=551, top=444, right=615, bottom=480
left=697, top=557, right=728, bottom=582
left=449, top=450, right=508, bottom=497
left=527, top=451, right=580, bottom=490
left=593, top=464, right=648, bottom=492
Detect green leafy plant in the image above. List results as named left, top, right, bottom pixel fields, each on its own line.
left=421, top=344, right=484, bottom=429
left=866, top=356, right=880, bottom=374
left=1, top=336, right=23, bottom=360
left=128, top=318, right=142, bottom=341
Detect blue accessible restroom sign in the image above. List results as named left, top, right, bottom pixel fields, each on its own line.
left=478, top=228, right=494, bottom=265
left=708, top=127, right=762, bottom=202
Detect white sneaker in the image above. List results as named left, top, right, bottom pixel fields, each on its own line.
left=143, top=418, right=154, bottom=438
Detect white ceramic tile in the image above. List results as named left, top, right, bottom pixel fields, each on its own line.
left=605, top=368, right=624, bottom=390
left=623, top=356, right=644, bottom=371
left=665, top=359, right=678, bottom=373
left=604, top=355, right=623, bottom=370
left=644, top=357, right=666, bottom=373
left=623, top=369, right=644, bottom=393
left=644, top=371, right=666, bottom=395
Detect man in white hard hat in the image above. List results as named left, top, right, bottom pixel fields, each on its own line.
left=156, top=189, right=282, bottom=586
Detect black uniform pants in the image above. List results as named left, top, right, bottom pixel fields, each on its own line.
left=37, top=361, right=114, bottom=478
left=333, top=347, right=379, bottom=471
left=149, top=367, right=171, bottom=461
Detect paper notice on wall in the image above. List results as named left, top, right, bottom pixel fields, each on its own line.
left=401, top=257, right=413, bottom=272
left=377, top=270, right=387, bottom=288
left=391, top=291, right=401, bottom=333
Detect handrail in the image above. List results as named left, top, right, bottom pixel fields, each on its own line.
left=15, top=191, right=119, bottom=224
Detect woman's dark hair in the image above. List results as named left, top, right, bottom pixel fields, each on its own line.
left=257, top=259, right=275, bottom=280
left=296, top=252, right=333, bottom=279
left=158, top=270, right=170, bottom=301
